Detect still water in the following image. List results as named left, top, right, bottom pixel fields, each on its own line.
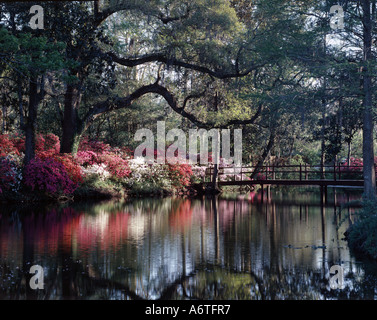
left=1, top=187, right=377, bottom=300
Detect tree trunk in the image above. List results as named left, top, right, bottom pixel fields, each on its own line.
left=18, top=78, right=24, bottom=131
left=212, top=162, right=218, bottom=188
left=320, top=31, right=327, bottom=180
left=347, top=140, right=351, bottom=167
left=60, top=84, right=83, bottom=154
left=24, top=77, right=38, bottom=166
left=250, top=131, right=275, bottom=180
left=361, top=0, right=376, bottom=199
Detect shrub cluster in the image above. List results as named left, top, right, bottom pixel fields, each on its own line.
left=339, top=157, right=364, bottom=179
left=125, top=157, right=194, bottom=195
left=0, top=134, right=197, bottom=200
left=24, top=158, right=78, bottom=196
left=77, top=138, right=131, bottom=179
left=0, top=133, right=82, bottom=199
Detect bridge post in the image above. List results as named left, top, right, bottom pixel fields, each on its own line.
left=334, top=163, right=336, bottom=181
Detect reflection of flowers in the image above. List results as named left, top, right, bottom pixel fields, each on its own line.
left=169, top=199, right=193, bottom=230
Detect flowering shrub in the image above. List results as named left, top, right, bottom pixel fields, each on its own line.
left=0, top=134, right=20, bottom=157
left=36, top=133, right=60, bottom=157
left=24, top=158, right=77, bottom=196
left=191, top=166, right=207, bottom=182
left=79, top=138, right=113, bottom=154
left=255, top=172, right=267, bottom=180
left=101, top=154, right=131, bottom=178
left=52, top=154, right=83, bottom=184
left=0, top=157, right=22, bottom=194
left=1, top=133, right=60, bottom=158
left=167, top=163, right=193, bottom=188
left=76, top=138, right=131, bottom=179
left=127, top=157, right=168, bottom=184
left=81, top=163, right=111, bottom=180
left=126, top=157, right=193, bottom=193
left=340, top=157, right=364, bottom=179
left=76, top=150, right=99, bottom=167
left=11, top=133, right=25, bottom=154
left=17, top=133, right=84, bottom=184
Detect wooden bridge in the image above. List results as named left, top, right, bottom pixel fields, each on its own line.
left=204, top=163, right=364, bottom=189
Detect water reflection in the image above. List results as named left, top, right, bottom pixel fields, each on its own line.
left=0, top=187, right=377, bottom=300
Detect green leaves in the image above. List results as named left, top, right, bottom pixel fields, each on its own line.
left=0, top=27, right=18, bottom=53
left=0, top=26, right=66, bottom=77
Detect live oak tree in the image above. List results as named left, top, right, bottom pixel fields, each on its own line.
left=40, top=0, right=313, bottom=157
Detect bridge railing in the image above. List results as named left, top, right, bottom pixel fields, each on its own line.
left=205, top=164, right=364, bottom=182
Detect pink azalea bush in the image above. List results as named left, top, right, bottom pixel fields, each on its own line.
left=1, top=132, right=200, bottom=199
left=0, top=134, right=21, bottom=157
left=101, top=153, right=131, bottom=178
left=75, top=150, right=99, bottom=167
left=76, top=138, right=131, bottom=179
left=255, top=172, right=267, bottom=180
left=35, top=133, right=61, bottom=158
left=167, top=163, right=193, bottom=188
left=24, top=158, right=78, bottom=196
left=340, top=157, right=364, bottom=179
left=35, top=134, right=83, bottom=185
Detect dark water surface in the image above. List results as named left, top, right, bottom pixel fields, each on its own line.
left=1, top=187, right=377, bottom=300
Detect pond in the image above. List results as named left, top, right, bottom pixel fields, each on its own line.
left=1, top=187, right=377, bottom=300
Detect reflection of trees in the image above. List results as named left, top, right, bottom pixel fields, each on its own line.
left=1, top=189, right=377, bottom=300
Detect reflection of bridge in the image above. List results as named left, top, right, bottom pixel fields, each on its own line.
left=232, top=194, right=362, bottom=208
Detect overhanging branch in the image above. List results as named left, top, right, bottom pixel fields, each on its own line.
left=82, top=83, right=263, bottom=131
left=107, top=51, right=266, bottom=80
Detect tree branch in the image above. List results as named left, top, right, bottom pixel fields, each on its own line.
left=107, top=51, right=265, bottom=80
left=82, top=83, right=263, bottom=132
